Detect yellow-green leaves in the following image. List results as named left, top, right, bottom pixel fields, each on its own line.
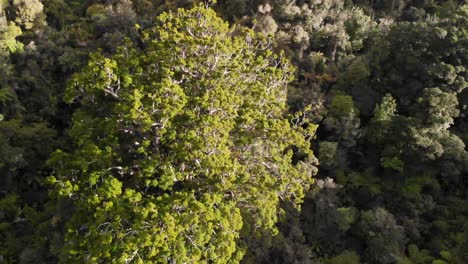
left=0, top=22, right=23, bottom=53
left=51, top=4, right=317, bottom=263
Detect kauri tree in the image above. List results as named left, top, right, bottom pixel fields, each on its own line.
left=48, top=4, right=317, bottom=263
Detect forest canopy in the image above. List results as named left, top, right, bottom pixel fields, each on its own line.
left=1, top=0, right=468, bottom=264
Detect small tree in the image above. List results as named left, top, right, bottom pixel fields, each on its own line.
left=48, top=4, right=317, bottom=263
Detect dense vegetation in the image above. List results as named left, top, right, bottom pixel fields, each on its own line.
left=1, top=0, right=467, bottom=263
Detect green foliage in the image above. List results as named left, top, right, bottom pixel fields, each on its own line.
left=49, top=4, right=317, bottom=263
left=329, top=94, right=359, bottom=118
left=318, top=141, right=339, bottom=168
left=327, top=250, right=360, bottom=264
left=439, top=251, right=452, bottom=262
left=400, top=173, right=438, bottom=200
left=373, top=94, right=397, bottom=122
left=433, top=261, right=449, bottom=264
left=381, top=156, right=404, bottom=172
left=336, top=207, right=359, bottom=232
left=0, top=88, right=14, bottom=107
left=416, top=88, right=459, bottom=129
left=12, top=0, right=46, bottom=29
left=42, top=0, right=79, bottom=28
left=323, top=93, right=360, bottom=148
left=85, top=4, right=107, bottom=23
left=273, top=0, right=376, bottom=60
left=0, top=21, right=23, bottom=53
left=366, top=91, right=397, bottom=131
left=0, top=118, right=58, bottom=262
left=337, top=57, right=371, bottom=89
left=403, top=244, right=435, bottom=264
left=0, top=194, right=21, bottom=260
left=1, top=0, right=468, bottom=263
left=358, top=208, right=406, bottom=263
